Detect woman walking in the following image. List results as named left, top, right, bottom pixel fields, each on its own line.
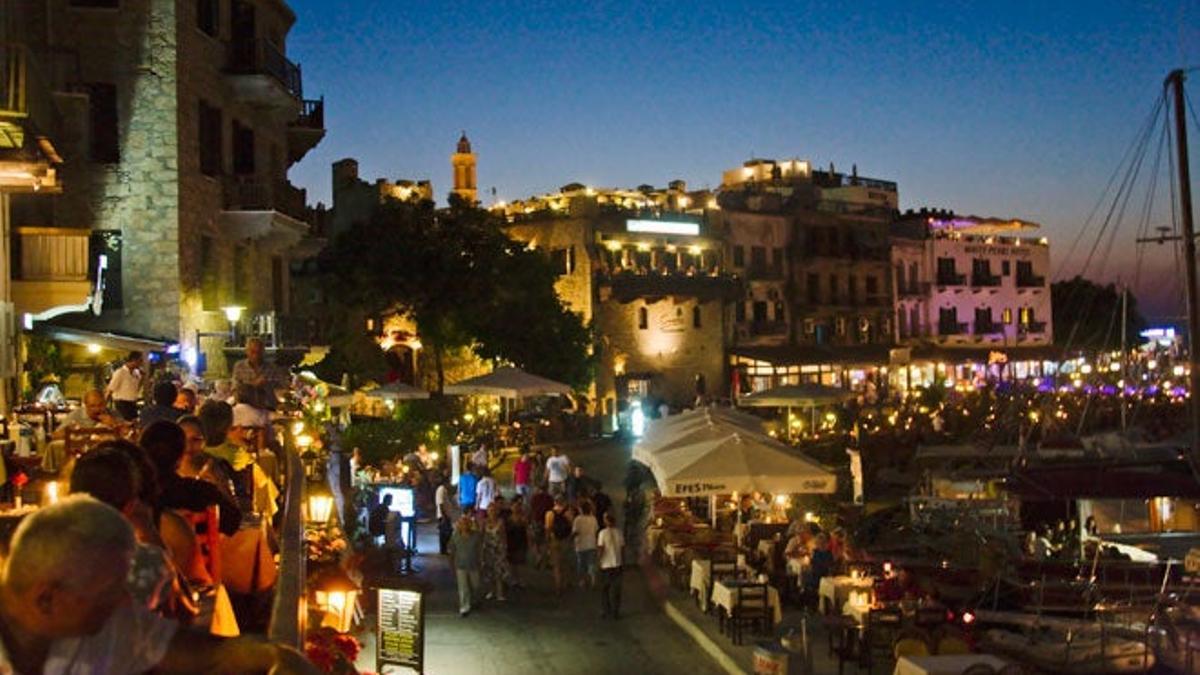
left=572, top=500, right=599, bottom=589
left=506, top=500, right=530, bottom=588
left=481, top=503, right=512, bottom=601
left=449, top=514, right=482, bottom=617
left=545, top=496, right=574, bottom=594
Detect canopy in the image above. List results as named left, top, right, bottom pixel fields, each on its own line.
left=444, top=367, right=572, bottom=398
left=362, top=381, right=430, bottom=401
left=736, top=384, right=854, bottom=408
left=646, top=431, right=837, bottom=497
left=635, top=408, right=763, bottom=459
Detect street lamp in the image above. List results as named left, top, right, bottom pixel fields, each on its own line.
left=311, top=565, right=360, bottom=633
left=307, top=492, right=334, bottom=526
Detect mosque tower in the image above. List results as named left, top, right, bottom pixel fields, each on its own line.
left=450, top=132, right=477, bottom=204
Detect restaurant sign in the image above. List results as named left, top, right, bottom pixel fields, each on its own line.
left=377, top=585, right=425, bottom=673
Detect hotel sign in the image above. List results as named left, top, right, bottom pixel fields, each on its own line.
left=627, top=219, right=700, bottom=236
left=963, top=245, right=1032, bottom=258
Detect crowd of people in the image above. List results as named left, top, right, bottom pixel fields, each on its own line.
left=436, top=446, right=625, bottom=619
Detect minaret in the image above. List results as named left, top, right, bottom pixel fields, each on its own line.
left=451, top=132, right=477, bottom=204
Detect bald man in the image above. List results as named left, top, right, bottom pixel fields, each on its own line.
left=53, top=389, right=118, bottom=440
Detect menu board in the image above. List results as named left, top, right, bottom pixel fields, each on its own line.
left=377, top=586, right=424, bottom=673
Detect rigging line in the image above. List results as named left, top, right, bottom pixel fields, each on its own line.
left=1054, top=97, right=1165, bottom=282
left=1059, top=102, right=1163, bottom=357
left=1131, top=115, right=1170, bottom=294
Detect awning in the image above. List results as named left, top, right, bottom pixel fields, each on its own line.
left=34, top=324, right=176, bottom=352
left=908, top=345, right=1061, bottom=363
left=445, top=367, right=572, bottom=398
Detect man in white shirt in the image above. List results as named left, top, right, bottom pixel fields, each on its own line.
left=0, top=495, right=318, bottom=674
left=105, top=351, right=143, bottom=421
left=597, top=512, right=625, bottom=619
left=475, top=469, right=499, bottom=511
left=545, top=447, right=571, bottom=497
left=435, top=475, right=456, bottom=554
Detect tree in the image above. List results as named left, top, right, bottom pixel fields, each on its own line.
left=1051, top=276, right=1146, bottom=351
left=317, top=194, right=593, bottom=392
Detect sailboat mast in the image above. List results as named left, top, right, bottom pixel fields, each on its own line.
left=1166, top=69, right=1200, bottom=472
left=1121, top=283, right=1127, bottom=433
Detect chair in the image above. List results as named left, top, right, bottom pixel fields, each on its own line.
left=893, top=637, right=930, bottom=659
left=64, top=426, right=120, bottom=458
left=864, top=607, right=903, bottom=670
left=936, top=635, right=971, bottom=655
left=822, top=614, right=860, bottom=675
left=729, top=583, right=772, bottom=646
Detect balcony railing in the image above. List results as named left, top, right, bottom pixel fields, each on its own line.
left=974, top=320, right=1003, bottom=335
left=0, top=43, right=60, bottom=148
left=750, top=320, right=788, bottom=336
left=1016, top=274, right=1045, bottom=288
left=227, top=39, right=302, bottom=99
left=971, top=273, right=1002, bottom=287
left=1019, top=320, right=1047, bottom=334
left=292, top=98, right=324, bottom=129
left=230, top=312, right=328, bottom=348
left=938, top=321, right=968, bottom=335
left=223, top=177, right=309, bottom=223
left=936, top=272, right=966, bottom=286
left=12, top=227, right=89, bottom=280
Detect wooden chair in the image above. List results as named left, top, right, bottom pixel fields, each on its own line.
left=863, top=607, right=903, bottom=670
left=822, top=614, right=861, bottom=675
left=729, top=582, right=772, bottom=646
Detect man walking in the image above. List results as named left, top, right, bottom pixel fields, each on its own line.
left=106, top=351, right=143, bottom=421
left=513, top=451, right=533, bottom=504
left=597, top=512, right=625, bottom=619
left=449, top=515, right=482, bottom=617
left=435, top=474, right=455, bottom=555
left=545, top=447, right=570, bottom=498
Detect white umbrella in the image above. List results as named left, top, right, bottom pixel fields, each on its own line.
left=649, top=431, right=836, bottom=497
left=635, top=408, right=764, bottom=459
left=362, top=381, right=430, bottom=400
left=444, top=366, right=571, bottom=398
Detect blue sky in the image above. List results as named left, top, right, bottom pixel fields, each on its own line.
left=284, top=1, right=1199, bottom=318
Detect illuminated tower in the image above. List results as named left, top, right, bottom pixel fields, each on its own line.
left=451, top=132, right=477, bottom=204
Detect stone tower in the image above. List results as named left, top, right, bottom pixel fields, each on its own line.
left=451, top=132, right=477, bottom=204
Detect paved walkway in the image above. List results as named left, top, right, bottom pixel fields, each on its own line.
left=356, top=437, right=724, bottom=674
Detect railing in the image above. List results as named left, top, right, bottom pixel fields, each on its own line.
left=974, top=321, right=1003, bottom=335
left=292, top=98, right=324, bottom=130
left=1016, top=274, right=1045, bottom=288
left=223, top=177, right=310, bottom=223
left=939, top=321, right=969, bottom=335
left=0, top=43, right=60, bottom=145
left=1020, top=320, right=1047, bottom=334
left=12, top=227, right=89, bottom=280
left=751, top=320, right=788, bottom=336
left=936, top=272, right=966, bottom=286
left=972, top=273, right=1002, bottom=287
left=267, top=423, right=305, bottom=650
left=230, top=312, right=328, bottom=348
left=227, top=38, right=302, bottom=99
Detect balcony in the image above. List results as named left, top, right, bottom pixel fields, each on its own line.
left=938, top=321, right=968, bottom=336
left=11, top=227, right=94, bottom=315
left=599, top=270, right=740, bottom=303
left=898, top=282, right=928, bottom=297
left=0, top=44, right=61, bottom=190
left=225, top=39, right=302, bottom=112
left=936, top=272, right=965, bottom=286
left=974, top=320, right=1003, bottom=335
left=971, top=273, right=1002, bottom=287
left=750, top=320, right=788, bottom=337
left=1016, top=274, right=1045, bottom=288
left=1019, top=320, right=1047, bottom=334
left=287, top=98, right=325, bottom=165
left=219, top=177, right=311, bottom=250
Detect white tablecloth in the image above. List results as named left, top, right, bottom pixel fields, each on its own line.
left=893, top=654, right=1010, bottom=675
left=842, top=600, right=871, bottom=626
left=819, top=575, right=875, bottom=613
left=710, top=580, right=782, bottom=626
left=689, top=558, right=748, bottom=610
left=664, top=543, right=688, bottom=565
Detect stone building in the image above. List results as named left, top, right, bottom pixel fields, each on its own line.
left=327, top=157, right=431, bottom=241
left=450, top=132, right=477, bottom=204
left=499, top=186, right=737, bottom=430
left=7, top=0, right=326, bottom=381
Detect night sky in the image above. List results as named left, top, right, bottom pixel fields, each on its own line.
left=285, top=1, right=1199, bottom=320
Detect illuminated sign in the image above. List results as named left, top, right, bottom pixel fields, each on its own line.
left=626, top=219, right=700, bottom=236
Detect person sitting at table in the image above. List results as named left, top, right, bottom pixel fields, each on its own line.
left=139, top=381, right=184, bottom=429
left=140, top=420, right=242, bottom=537
left=876, top=567, right=922, bottom=604
left=805, top=533, right=834, bottom=591
left=52, top=389, right=118, bottom=439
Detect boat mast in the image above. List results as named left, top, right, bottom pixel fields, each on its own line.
left=1121, top=282, right=1127, bottom=433
left=1166, top=69, right=1200, bottom=474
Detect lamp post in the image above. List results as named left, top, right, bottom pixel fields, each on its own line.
left=311, top=565, right=360, bottom=633
left=222, top=305, right=245, bottom=343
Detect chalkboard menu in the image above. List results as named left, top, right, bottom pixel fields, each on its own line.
left=377, top=586, right=424, bottom=673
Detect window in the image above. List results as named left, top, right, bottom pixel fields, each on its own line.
left=974, top=307, right=992, bottom=332
left=198, top=100, right=223, bottom=176
left=733, top=245, right=745, bottom=267
left=909, top=262, right=918, bottom=290
left=232, top=119, right=255, bottom=175
left=936, top=257, right=957, bottom=278
left=848, top=275, right=858, bottom=305
left=1019, top=307, right=1032, bottom=324
left=750, top=246, right=766, bottom=271
left=752, top=301, right=768, bottom=323
left=550, top=246, right=575, bottom=276
left=198, top=0, right=220, bottom=35
left=866, top=275, right=878, bottom=296
left=895, top=263, right=904, bottom=292
left=1002, top=308, right=1013, bottom=324
left=638, top=306, right=648, bottom=330
left=803, top=319, right=815, bottom=335
left=836, top=317, right=846, bottom=336
left=898, top=309, right=908, bottom=337
left=692, top=306, right=702, bottom=329
left=735, top=301, right=746, bottom=323
left=910, top=306, right=919, bottom=336
left=771, top=247, right=783, bottom=273
left=85, top=83, right=119, bottom=163
left=939, top=307, right=959, bottom=332
left=807, top=273, right=819, bottom=304
left=1002, top=260, right=1011, bottom=276
left=828, top=275, right=838, bottom=304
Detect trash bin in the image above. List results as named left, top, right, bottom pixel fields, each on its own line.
left=753, top=641, right=789, bottom=675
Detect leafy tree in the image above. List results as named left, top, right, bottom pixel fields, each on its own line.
left=318, top=194, right=593, bottom=392
left=1051, top=276, right=1146, bottom=350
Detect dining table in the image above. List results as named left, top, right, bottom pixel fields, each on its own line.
left=688, top=555, right=750, bottom=610
left=819, top=575, right=876, bottom=614
left=710, top=578, right=782, bottom=626
left=892, top=654, right=1011, bottom=675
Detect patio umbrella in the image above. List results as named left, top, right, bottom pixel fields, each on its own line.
left=444, top=366, right=572, bottom=398
left=635, top=407, right=764, bottom=459
left=361, top=381, right=430, bottom=400
left=649, top=431, right=837, bottom=497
